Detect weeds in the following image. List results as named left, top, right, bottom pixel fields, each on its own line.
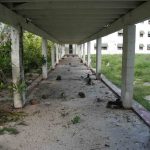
left=0, top=127, right=19, bottom=135
left=71, top=116, right=80, bottom=124
left=0, top=111, right=27, bottom=125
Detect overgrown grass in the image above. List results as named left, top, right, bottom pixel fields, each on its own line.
left=91, top=54, right=150, bottom=111
left=0, top=111, right=27, bottom=125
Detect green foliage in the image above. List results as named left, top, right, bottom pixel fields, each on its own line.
left=71, top=116, right=80, bottom=124
left=8, top=81, right=27, bottom=93
left=23, top=31, right=42, bottom=73
left=0, top=23, right=54, bottom=78
left=0, top=82, right=7, bottom=90
left=91, top=54, right=150, bottom=110
left=23, top=31, right=53, bottom=73
left=0, top=127, right=19, bottom=135
left=0, top=24, right=11, bottom=75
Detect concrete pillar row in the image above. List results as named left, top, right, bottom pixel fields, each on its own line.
left=77, top=45, right=80, bottom=57
left=75, top=44, right=77, bottom=55
left=62, top=45, right=65, bottom=57
left=11, top=25, right=25, bottom=108
left=42, top=38, right=48, bottom=79
left=55, top=44, right=59, bottom=64
left=96, top=37, right=102, bottom=79
left=58, top=44, right=60, bottom=60
left=59, top=44, right=62, bottom=59
left=51, top=44, right=55, bottom=69
left=83, top=44, right=85, bottom=63
left=121, top=25, right=136, bottom=108
left=87, top=41, right=91, bottom=67
left=79, top=45, right=82, bottom=58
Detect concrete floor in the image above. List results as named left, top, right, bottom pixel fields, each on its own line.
left=0, top=56, right=150, bottom=150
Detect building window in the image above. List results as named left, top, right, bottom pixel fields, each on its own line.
left=118, top=29, right=123, bottom=36
left=139, top=44, right=144, bottom=50
left=101, top=43, right=108, bottom=50
left=147, top=44, right=150, bottom=50
left=148, top=31, right=150, bottom=37
left=140, top=31, right=144, bottom=37
left=117, top=44, right=123, bottom=50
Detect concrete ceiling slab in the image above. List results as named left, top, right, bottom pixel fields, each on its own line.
left=1, top=0, right=148, bottom=43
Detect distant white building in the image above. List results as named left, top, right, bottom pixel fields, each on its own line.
left=89, top=20, right=150, bottom=54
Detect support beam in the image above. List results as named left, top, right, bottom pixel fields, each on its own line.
left=83, top=44, right=85, bottom=63
left=0, top=3, right=57, bottom=42
left=42, top=38, right=48, bottom=79
left=87, top=41, right=91, bottom=67
left=51, top=44, right=55, bottom=69
left=96, top=37, right=102, bottom=79
left=11, top=25, right=25, bottom=108
left=121, top=25, right=136, bottom=109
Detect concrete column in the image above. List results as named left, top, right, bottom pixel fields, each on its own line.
left=11, top=25, right=25, bottom=108
left=77, top=45, right=79, bottom=57
left=59, top=45, right=62, bottom=59
left=79, top=45, right=81, bottom=58
left=58, top=45, right=60, bottom=60
left=42, top=38, right=48, bottom=79
left=75, top=44, right=77, bottom=55
left=56, top=44, right=59, bottom=64
left=87, top=41, right=91, bottom=67
left=73, top=44, right=75, bottom=54
left=121, top=25, right=136, bottom=108
left=51, top=44, right=55, bottom=69
left=96, top=37, right=102, bottom=79
left=62, top=45, right=65, bottom=57
left=83, top=44, right=85, bottom=63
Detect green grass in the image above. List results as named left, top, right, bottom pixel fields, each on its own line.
left=91, top=54, right=150, bottom=111
left=0, top=127, right=19, bottom=135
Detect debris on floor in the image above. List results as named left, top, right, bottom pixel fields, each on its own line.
left=106, top=98, right=123, bottom=109
left=41, top=94, right=49, bottom=99
left=96, top=97, right=104, bottom=102
left=29, top=99, right=40, bottom=105
left=56, top=75, right=62, bottom=80
left=78, top=92, right=85, bottom=98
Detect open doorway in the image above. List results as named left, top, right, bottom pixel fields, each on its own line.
left=69, top=44, right=73, bottom=54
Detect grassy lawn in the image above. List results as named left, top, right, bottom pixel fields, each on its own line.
left=91, top=54, right=150, bottom=111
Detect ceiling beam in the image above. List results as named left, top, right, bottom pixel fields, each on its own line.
left=17, top=9, right=130, bottom=15
left=0, top=3, right=57, bottom=42
left=80, top=0, right=150, bottom=43
left=0, top=0, right=147, bottom=2
left=13, top=2, right=140, bottom=10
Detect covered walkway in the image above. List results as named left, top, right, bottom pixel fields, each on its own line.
left=0, top=1, right=150, bottom=149
left=0, top=56, right=149, bottom=150
left=0, top=0, right=149, bottom=109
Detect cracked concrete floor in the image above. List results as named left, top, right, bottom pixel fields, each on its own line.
left=0, top=56, right=150, bottom=150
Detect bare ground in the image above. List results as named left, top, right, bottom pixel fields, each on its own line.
left=0, top=56, right=150, bottom=150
